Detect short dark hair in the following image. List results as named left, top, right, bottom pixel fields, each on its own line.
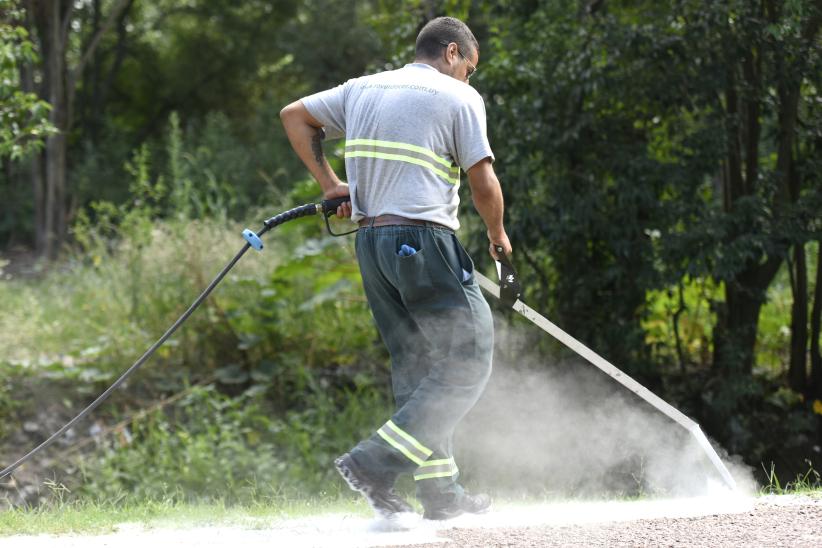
left=415, top=16, right=479, bottom=61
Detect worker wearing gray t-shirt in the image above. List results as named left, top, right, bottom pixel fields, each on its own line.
left=280, top=16, right=511, bottom=521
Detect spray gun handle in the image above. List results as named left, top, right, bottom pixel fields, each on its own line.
left=321, top=196, right=351, bottom=217
left=494, top=246, right=513, bottom=268
left=494, top=246, right=521, bottom=307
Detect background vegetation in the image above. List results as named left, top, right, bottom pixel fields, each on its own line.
left=1, top=0, right=821, bottom=509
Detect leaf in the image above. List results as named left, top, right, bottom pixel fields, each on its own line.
left=215, top=363, right=249, bottom=385
left=298, top=279, right=353, bottom=311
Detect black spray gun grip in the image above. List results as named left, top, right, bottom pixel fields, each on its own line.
left=321, top=196, right=351, bottom=217
left=494, top=245, right=522, bottom=308
left=320, top=196, right=357, bottom=236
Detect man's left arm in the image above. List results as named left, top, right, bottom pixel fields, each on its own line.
left=467, top=158, right=512, bottom=260
left=454, top=92, right=511, bottom=259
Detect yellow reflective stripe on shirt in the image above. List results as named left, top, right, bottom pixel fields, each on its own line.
left=345, top=150, right=459, bottom=185
left=344, top=139, right=460, bottom=185
left=376, top=420, right=433, bottom=465
left=346, top=138, right=454, bottom=169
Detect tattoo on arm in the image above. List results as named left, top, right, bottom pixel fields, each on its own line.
left=311, top=127, right=326, bottom=165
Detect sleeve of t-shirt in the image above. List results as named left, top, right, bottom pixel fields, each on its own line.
left=300, top=80, right=351, bottom=141
left=453, top=91, right=495, bottom=171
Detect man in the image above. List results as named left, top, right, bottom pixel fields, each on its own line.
left=280, top=16, right=511, bottom=520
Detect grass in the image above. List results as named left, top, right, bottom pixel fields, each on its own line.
left=0, top=216, right=283, bottom=367
left=0, top=494, right=371, bottom=537
left=760, top=460, right=822, bottom=496
left=5, top=488, right=822, bottom=538
left=4, top=472, right=822, bottom=538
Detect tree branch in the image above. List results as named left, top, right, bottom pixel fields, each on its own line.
left=60, top=0, right=75, bottom=52
left=742, top=47, right=760, bottom=196
left=67, top=0, right=133, bottom=105
left=519, top=244, right=551, bottom=296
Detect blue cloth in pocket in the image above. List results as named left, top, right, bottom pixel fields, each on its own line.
left=398, top=244, right=417, bottom=257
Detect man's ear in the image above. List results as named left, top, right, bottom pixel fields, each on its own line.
left=442, top=42, right=456, bottom=66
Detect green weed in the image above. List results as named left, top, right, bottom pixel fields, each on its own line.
left=761, top=460, right=822, bottom=495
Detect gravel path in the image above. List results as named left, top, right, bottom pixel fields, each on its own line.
left=416, top=495, right=822, bottom=548
left=2, top=494, right=820, bottom=547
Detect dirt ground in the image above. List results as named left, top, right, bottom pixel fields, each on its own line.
left=2, top=494, right=820, bottom=547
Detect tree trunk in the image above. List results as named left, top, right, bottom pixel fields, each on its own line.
left=673, top=282, right=687, bottom=375
left=812, top=242, right=822, bottom=449
left=788, top=244, right=809, bottom=393
left=713, top=3, right=821, bottom=380
left=713, top=48, right=780, bottom=376
left=24, top=0, right=132, bottom=258
left=19, top=5, right=46, bottom=253
left=42, top=0, right=69, bottom=258
left=29, top=155, right=46, bottom=253
left=27, top=0, right=71, bottom=259
left=811, top=242, right=822, bottom=400
left=713, top=260, right=781, bottom=375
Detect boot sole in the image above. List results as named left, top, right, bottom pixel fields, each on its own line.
left=424, top=498, right=492, bottom=520
left=334, top=454, right=413, bottom=516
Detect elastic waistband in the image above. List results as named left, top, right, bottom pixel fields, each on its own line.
left=358, top=214, right=453, bottom=232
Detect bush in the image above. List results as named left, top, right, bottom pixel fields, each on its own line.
left=76, top=383, right=390, bottom=504
left=1, top=139, right=389, bottom=505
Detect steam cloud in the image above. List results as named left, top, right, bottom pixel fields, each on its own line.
left=454, top=314, right=756, bottom=499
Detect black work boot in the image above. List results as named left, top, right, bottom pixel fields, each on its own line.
left=423, top=492, right=492, bottom=520
left=334, top=453, right=414, bottom=517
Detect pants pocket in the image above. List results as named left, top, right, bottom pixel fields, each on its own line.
left=396, top=248, right=436, bottom=303
left=434, top=233, right=475, bottom=286
left=453, top=236, right=475, bottom=286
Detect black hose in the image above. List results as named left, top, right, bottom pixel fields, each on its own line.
left=260, top=203, right=320, bottom=235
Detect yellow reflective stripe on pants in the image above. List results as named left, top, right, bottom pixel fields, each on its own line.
left=376, top=420, right=433, bottom=466
left=414, top=457, right=458, bottom=481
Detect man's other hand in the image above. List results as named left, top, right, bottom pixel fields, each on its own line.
left=488, top=230, right=512, bottom=261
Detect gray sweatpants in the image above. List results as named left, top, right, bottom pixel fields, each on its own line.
left=348, top=224, right=494, bottom=510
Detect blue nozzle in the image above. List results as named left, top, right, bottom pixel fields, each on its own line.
left=242, top=229, right=264, bottom=251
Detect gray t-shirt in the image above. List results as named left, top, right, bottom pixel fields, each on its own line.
left=301, top=63, right=494, bottom=230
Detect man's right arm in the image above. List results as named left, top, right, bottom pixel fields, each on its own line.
left=280, top=100, right=351, bottom=216
left=467, top=158, right=512, bottom=260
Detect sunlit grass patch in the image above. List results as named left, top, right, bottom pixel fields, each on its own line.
left=0, top=493, right=371, bottom=537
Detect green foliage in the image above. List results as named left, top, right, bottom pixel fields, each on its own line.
left=0, top=361, right=23, bottom=440
left=0, top=131, right=393, bottom=504
left=3, top=0, right=822, bottom=505
left=0, top=0, right=55, bottom=160
left=642, top=246, right=818, bottom=377
left=75, top=384, right=389, bottom=503
left=476, top=0, right=718, bottom=374
left=0, top=215, right=391, bottom=503
left=643, top=277, right=720, bottom=370
left=60, top=0, right=388, bottom=225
